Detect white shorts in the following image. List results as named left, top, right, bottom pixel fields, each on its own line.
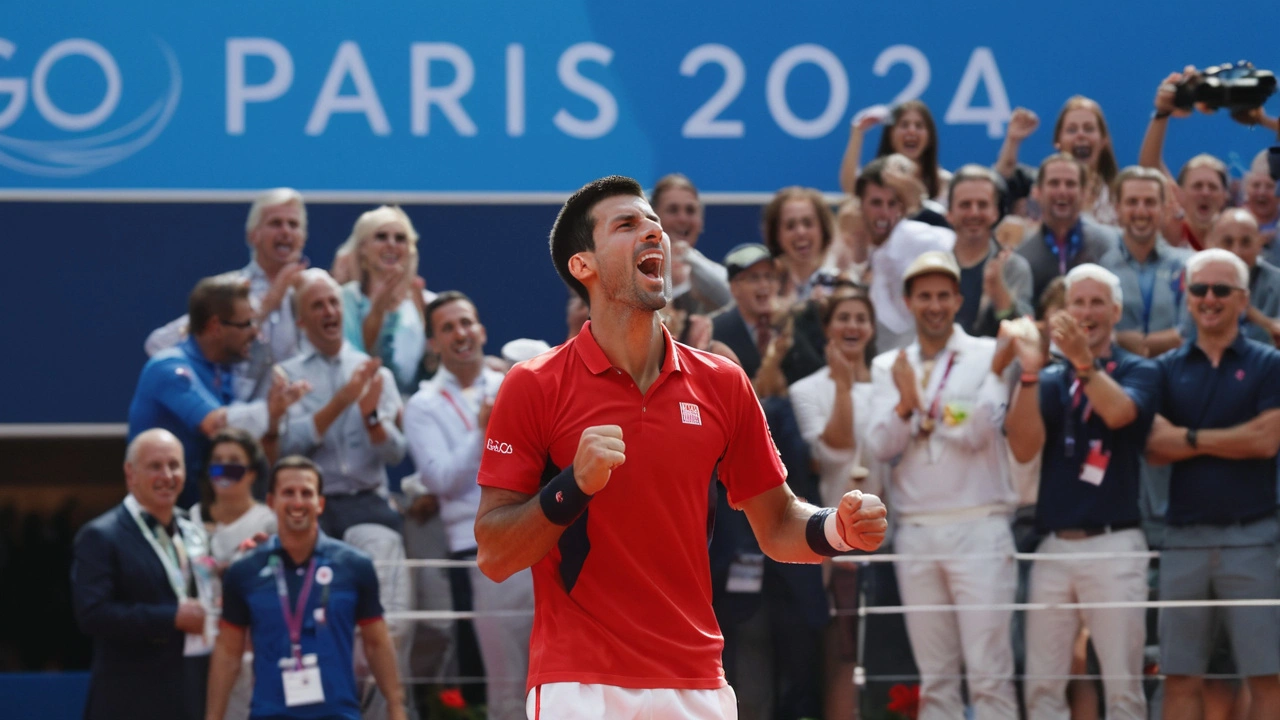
left=526, top=682, right=738, bottom=720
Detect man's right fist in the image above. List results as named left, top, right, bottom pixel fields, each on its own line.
left=573, top=425, right=625, bottom=496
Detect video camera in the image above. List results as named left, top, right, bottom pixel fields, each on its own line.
left=1173, top=61, right=1276, bottom=114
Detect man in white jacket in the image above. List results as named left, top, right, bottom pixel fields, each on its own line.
left=403, top=291, right=534, bottom=720
left=867, top=251, right=1020, bottom=720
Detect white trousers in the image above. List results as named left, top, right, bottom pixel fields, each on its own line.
left=472, top=565, right=534, bottom=720
left=1024, top=529, right=1148, bottom=720
left=527, top=683, right=738, bottom=720
left=893, top=516, right=1019, bottom=720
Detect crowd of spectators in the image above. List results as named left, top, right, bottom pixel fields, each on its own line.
left=67, top=66, right=1280, bottom=720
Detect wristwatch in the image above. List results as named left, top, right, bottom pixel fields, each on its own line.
left=365, top=409, right=381, bottom=428
left=1186, top=428, right=1198, bottom=449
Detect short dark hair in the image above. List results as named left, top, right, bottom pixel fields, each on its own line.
left=201, top=427, right=269, bottom=512
left=947, top=164, right=1007, bottom=210
left=549, top=175, right=646, bottom=306
left=269, top=455, right=324, bottom=495
left=1037, top=153, right=1088, bottom=188
left=189, top=273, right=251, bottom=335
left=761, top=186, right=834, bottom=258
left=854, top=157, right=890, bottom=199
left=425, top=291, right=476, bottom=339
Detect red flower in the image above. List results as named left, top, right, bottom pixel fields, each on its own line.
left=887, top=683, right=921, bottom=718
left=439, top=688, right=466, bottom=710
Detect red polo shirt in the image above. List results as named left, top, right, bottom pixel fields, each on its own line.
left=477, top=320, right=786, bottom=691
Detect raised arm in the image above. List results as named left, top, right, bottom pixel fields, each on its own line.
left=475, top=426, right=621, bottom=582
left=1138, top=71, right=1189, bottom=182
left=994, top=108, right=1038, bottom=180
left=839, top=113, right=882, bottom=195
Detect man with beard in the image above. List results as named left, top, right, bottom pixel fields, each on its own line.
left=73, top=429, right=213, bottom=720
left=1146, top=249, right=1280, bottom=720
left=473, top=176, right=887, bottom=719
left=277, top=270, right=413, bottom=719
left=129, top=274, right=309, bottom=507
left=859, top=157, right=957, bottom=351
left=206, top=456, right=406, bottom=720
left=1017, top=153, right=1120, bottom=303
left=147, top=188, right=311, bottom=411
left=403, top=292, right=533, bottom=720
left=946, top=164, right=1034, bottom=337
left=866, top=251, right=1021, bottom=720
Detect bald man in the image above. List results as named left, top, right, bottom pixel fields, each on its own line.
left=72, top=429, right=214, bottom=720
left=1180, top=209, right=1280, bottom=346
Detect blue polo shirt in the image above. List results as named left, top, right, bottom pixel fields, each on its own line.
left=1034, top=347, right=1159, bottom=532
left=221, top=533, right=383, bottom=720
left=1155, top=334, right=1280, bottom=526
left=128, top=337, right=234, bottom=506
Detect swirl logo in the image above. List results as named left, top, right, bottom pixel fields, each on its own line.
left=0, top=37, right=181, bottom=177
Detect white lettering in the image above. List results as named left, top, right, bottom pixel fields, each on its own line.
left=305, top=41, right=390, bottom=136
left=506, top=43, right=525, bottom=137
left=31, top=39, right=120, bottom=131
left=486, top=439, right=514, bottom=455
left=226, top=38, right=294, bottom=135
left=872, top=45, right=930, bottom=107
left=766, top=44, right=848, bottom=139
left=944, top=47, right=1011, bottom=139
left=680, top=44, right=745, bottom=139
left=410, top=42, right=476, bottom=136
left=0, top=39, right=28, bottom=131
left=553, top=42, right=617, bottom=139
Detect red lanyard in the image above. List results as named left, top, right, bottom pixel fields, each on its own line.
left=925, top=353, right=959, bottom=421
left=271, top=555, right=317, bottom=669
left=438, top=389, right=474, bottom=431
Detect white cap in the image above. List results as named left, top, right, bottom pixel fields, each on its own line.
left=501, top=338, right=551, bottom=364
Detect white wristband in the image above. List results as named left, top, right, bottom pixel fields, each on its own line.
left=824, top=510, right=855, bottom=553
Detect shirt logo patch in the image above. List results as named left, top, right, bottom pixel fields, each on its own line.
left=1236, top=369, right=1246, bottom=381
left=315, top=566, right=333, bottom=585
left=679, top=402, right=702, bottom=426
left=486, top=438, right=514, bottom=454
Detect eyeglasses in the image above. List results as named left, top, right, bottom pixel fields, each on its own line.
left=221, top=318, right=257, bottom=329
left=1187, top=283, right=1240, bottom=298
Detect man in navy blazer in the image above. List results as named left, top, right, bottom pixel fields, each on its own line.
left=72, top=429, right=210, bottom=720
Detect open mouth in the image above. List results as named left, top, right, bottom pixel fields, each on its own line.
left=1071, top=144, right=1093, bottom=161
left=636, top=249, right=664, bottom=281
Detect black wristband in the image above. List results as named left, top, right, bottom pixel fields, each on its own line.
left=806, top=508, right=843, bottom=557
left=1186, top=428, right=1198, bottom=449
left=1153, top=109, right=1172, bottom=120
left=539, top=465, right=592, bottom=526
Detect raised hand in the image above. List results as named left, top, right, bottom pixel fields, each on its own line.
left=337, top=358, right=382, bottom=407
left=891, top=349, right=920, bottom=417
left=572, top=425, right=625, bottom=496
left=836, top=490, right=888, bottom=552
left=1006, top=107, right=1039, bottom=142
left=826, top=341, right=857, bottom=390
left=1049, top=311, right=1090, bottom=369
left=267, top=366, right=311, bottom=423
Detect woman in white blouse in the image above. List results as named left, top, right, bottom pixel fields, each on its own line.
left=789, top=290, right=886, bottom=719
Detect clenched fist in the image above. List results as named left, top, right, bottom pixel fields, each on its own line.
left=573, top=425, right=625, bottom=495
left=836, top=490, right=888, bottom=552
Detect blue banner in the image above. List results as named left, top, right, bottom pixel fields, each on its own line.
left=2, top=1, right=1275, bottom=192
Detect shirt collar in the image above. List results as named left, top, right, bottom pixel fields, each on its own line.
left=1187, top=331, right=1252, bottom=361
left=301, top=339, right=350, bottom=363
left=1044, top=218, right=1083, bottom=245
left=573, top=319, right=681, bottom=376
left=1119, top=237, right=1170, bottom=264
left=180, top=336, right=225, bottom=372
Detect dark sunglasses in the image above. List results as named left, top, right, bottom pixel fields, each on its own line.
left=1187, top=283, right=1239, bottom=299
left=221, top=318, right=257, bottom=329
left=208, top=464, right=249, bottom=481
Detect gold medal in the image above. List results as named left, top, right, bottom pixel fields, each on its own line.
left=920, top=416, right=936, bottom=433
